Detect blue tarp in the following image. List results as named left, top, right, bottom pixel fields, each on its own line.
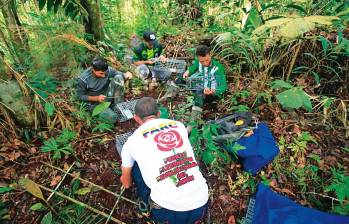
left=235, top=122, right=279, bottom=175
left=252, top=184, right=349, bottom=224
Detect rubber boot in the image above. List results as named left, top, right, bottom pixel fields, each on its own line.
left=187, top=106, right=203, bottom=134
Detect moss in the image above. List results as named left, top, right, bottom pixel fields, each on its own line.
left=0, top=81, right=34, bottom=126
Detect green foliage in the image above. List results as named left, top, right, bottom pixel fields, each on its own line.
left=289, top=131, right=317, bottom=157
left=41, top=129, right=76, bottom=159
left=44, top=102, right=56, bottom=117
left=28, top=70, right=58, bottom=99
left=38, top=0, right=88, bottom=20
left=253, top=16, right=339, bottom=40
left=190, top=123, right=230, bottom=168
left=0, top=201, right=10, bottom=221
left=41, top=211, right=53, bottom=224
left=92, top=102, right=111, bottom=117
left=325, top=169, right=349, bottom=204
left=30, top=203, right=46, bottom=211
left=229, top=90, right=251, bottom=112
left=0, top=186, right=14, bottom=194
left=271, top=80, right=312, bottom=112
left=92, top=121, right=113, bottom=133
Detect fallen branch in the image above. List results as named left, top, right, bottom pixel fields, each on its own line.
left=76, top=133, right=109, bottom=142
left=47, top=161, right=76, bottom=201
left=38, top=184, right=126, bottom=224
left=41, top=161, right=138, bottom=205
left=301, top=192, right=348, bottom=203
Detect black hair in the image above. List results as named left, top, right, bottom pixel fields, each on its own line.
left=92, top=56, right=108, bottom=72
left=196, top=45, right=211, bottom=57
left=135, top=97, right=159, bottom=119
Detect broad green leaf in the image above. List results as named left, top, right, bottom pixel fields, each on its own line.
left=30, top=203, right=45, bottom=211
left=202, top=150, right=215, bottom=165
left=44, top=102, right=55, bottom=117
left=271, top=80, right=293, bottom=89
left=92, top=102, right=111, bottom=117
left=320, top=36, right=329, bottom=54
left=0, top=186, right=14, bottom=194
left=276, top=88, right=312, bottom=112
left=300, top=90, right=312, bottom=112
left=231, top=143, right=246, bottom=154
left=75, top=187, right=91, bottom=195
left=19, top=178, right=45, bottom=200
left=41, top=211, right=52, bottom=224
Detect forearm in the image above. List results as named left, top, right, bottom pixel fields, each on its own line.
left=87, top=95, right=102, bottom=102
left=134, top=60, right=149, bottom=66
left=120, top=166, right=133, bottom=188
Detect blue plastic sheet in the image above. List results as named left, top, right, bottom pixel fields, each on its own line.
left=236, top=122, right=279, bottom=175
left=252, top=184, right=349, bottom=224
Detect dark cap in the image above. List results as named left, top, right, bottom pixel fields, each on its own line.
left=143, top=30, right=156, bottom=42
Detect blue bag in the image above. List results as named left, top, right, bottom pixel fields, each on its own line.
left=236, top=122, right=279, bottom=175
left=250, top=184, right=349, bottom=224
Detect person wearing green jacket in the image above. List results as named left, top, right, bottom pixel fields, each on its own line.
left=182, top=45, right=227, bottom=124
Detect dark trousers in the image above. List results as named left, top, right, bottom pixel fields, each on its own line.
left=132, top=163, right=208, bottom=224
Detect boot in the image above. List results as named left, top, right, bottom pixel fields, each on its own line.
left=187, top=106, right=203, bottom=134
left=158, top=81, right=180, bottom=103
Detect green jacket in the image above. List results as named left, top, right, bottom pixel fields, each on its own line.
left=188, top=58, right=227, bottom=96
left=132, top=41, right=163, bottom=62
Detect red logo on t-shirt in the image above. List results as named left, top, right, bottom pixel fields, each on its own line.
left=154, top=130, right=183, bottom=151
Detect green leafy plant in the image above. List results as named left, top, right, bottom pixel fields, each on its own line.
left=325, top=168, right=349, bottom=203
left=92, top=121, right=113, bottom=133
left=253, top=16, right=339, bottom=40
left=0, top=201, right=10, bottom=221
left=41, top=129, right=76, bottom=159
left=229, top=90, right=251, bottom=112
left=92, top=102, right=111, bottom=117
left=289, top=131, right=317, bottom=157
left=271, top=79, right=312, bottom=112
left=28, top=70, right=58, bottom=99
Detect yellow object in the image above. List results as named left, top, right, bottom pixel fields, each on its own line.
left=235, top=120, right=244, bottom=126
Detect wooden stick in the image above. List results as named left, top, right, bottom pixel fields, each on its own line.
left=301, top=191, right=348, bottom=203
left=105, top=186, right=125, bottom=224
left=47, top=161, right=76, bottom=201
left=76, top=133, right=108, bottom=142
left=41, top=161, right=138, bottom=205
left=38, top=184, right=126, bottom=224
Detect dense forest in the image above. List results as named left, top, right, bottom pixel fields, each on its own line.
left=0, top=0, right=348, bottom=223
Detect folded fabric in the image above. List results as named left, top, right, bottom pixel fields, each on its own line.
left=236, top=122, right=279, bottom=175
left=251, top=184, right=349, bottom=224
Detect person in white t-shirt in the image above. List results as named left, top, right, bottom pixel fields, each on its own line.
left=120, top=97, right=209, bottom=224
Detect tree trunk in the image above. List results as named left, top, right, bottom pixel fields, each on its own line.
left=0, top=0, right=29, bottom=64
left=80, top=0, right=104, bottom=43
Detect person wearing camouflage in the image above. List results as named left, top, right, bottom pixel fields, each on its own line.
left=77, top=57, right=132, bottom=124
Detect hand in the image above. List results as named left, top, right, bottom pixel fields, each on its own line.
left=183, top=71, right=189, bottom=79
left=158, top=55, right=167, bottom=62
left=204, top=88, right=215, bottom=95
left=145, top=60, right=155, bottom=65
left=124, top=71, right=133, bottom=80
left=97, top=95, right=106, bottom=102
left=120, top=175, right=132, bottom=189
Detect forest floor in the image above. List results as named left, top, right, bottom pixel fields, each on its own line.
left=1, top=34, right=348, bottom=224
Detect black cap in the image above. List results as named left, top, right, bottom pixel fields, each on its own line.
left=143, top=30, right=156, bottom=42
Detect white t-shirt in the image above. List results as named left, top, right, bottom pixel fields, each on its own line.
left=121, top=118, right=209, bottom=211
